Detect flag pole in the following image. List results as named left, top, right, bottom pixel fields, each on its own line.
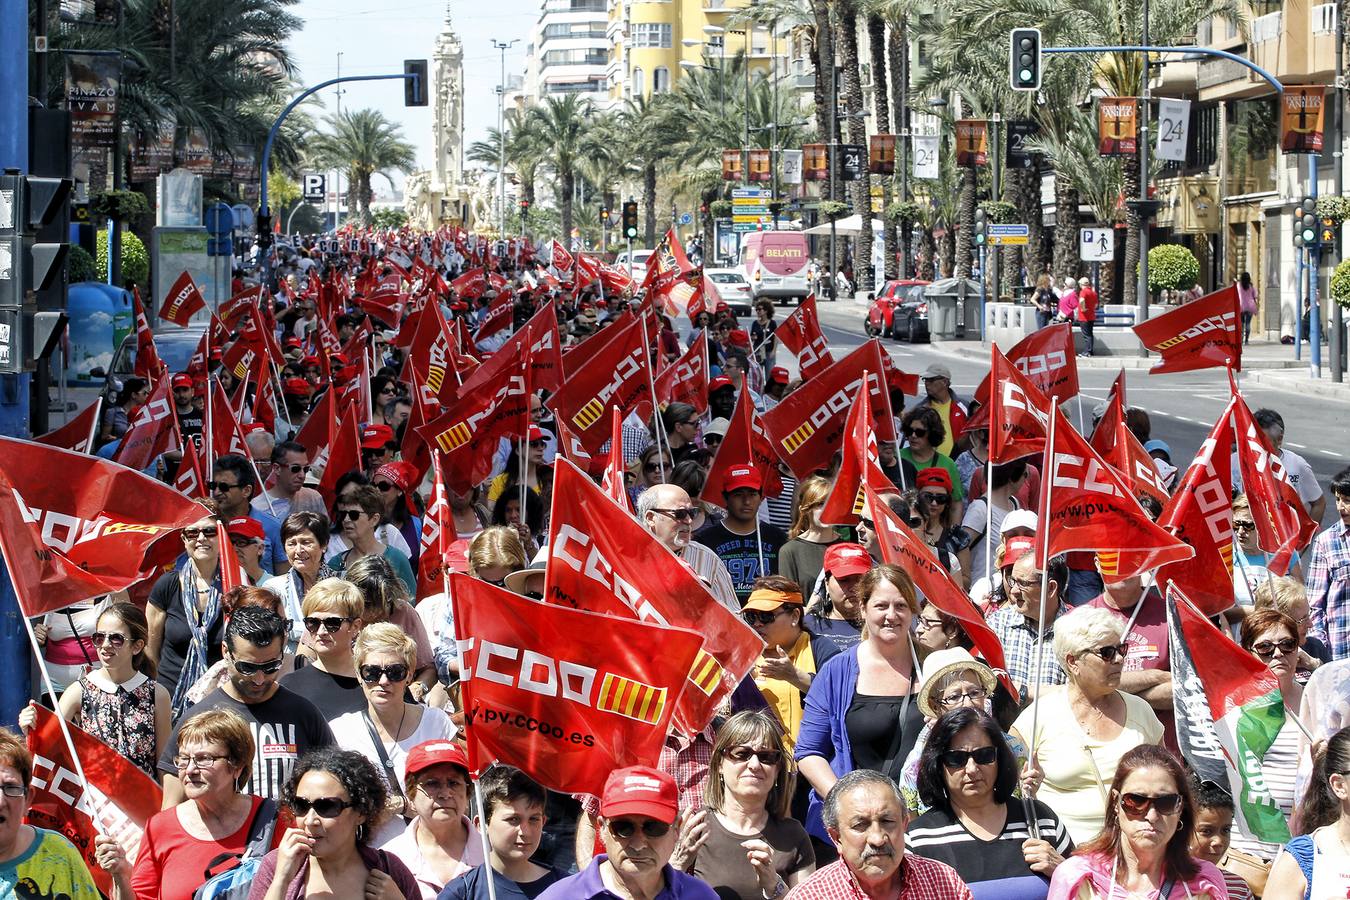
left=646, top=355, right=668, bottom=483
left=86, top=396, right=104, bottom=454
left=472, top=778, right=501, bottom=900
left=1076, top=393, right=1086, bottom=436
left=754, top=512, right=766, bottom=577
left=984, top=450, right=994, bottom=586
left=1027, top=394, right=1059, bottom=781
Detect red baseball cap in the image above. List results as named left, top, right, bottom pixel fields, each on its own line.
left=283, top=336, right=303, bottom=349
left=600, top=766, right=679, bottom=824
left=915, top=468, right=953, bottom=493
left=722, top=465, right=762, bottom=494
left=709, top=375, right=735, bottom=393
left=1002, top=536, right=1036, bottom=569
left=225, top=517, right=266, bottom=543
left=404, top=740, right=469, bottom=778
left=283, top=377, right=313, bottom=397
left=527, top=425, right=544, bottom=443
left=727, top=329, right=751, bottom=348
left=361, top=424, right=396, bottom=449
left=824, top=542, right=872, bottom=578
left=769, top=366, right=790, bottom=385
left=171, top=373, right=194, bottom=389
left=301, top=355, right=321, bottom=367
left=714, top=301, right=730, bottom=313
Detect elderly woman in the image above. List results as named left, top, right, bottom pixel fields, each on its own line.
left=250, top=747, right=420, bottom=899
left=98, top=708, right=272, bottom=900
left=379, top=740, right=484, bottom=899
left=1012, top=608, right=1163, bottom=845
left=147, top=506, right=225, bottom=717
left=795, top=564, right=926, bottom=845
left=426, top=526, right=528, bottom=686
left=331, top=624, right=457, bottom=844
left=279, top=578, right=368, bottom=720
left=908, top=707, right=1072, bottom=899
left=1229, top=609, right=1303, bottom=861
left=681, top=710, right=815, bottom=900
left=1048, top=745, right=1227, bottom=899
left=329, top=485, right=416, bottom=594
left=1265, top=726, right=1350, bottom=900
left=345, top=555, right=437, bottom=699
left=743, top=576, right=840, bottom=749
left=1255, top=575, right=1330, bottom=671
left=264, top=511, right=336, bottom=647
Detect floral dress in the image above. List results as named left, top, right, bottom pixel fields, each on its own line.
left=79, top=671, right=158, bottom=776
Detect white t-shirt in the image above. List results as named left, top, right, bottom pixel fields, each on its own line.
left=1231, top=448, right=1323, bottom=507
left=962, top=496, right=1017, bottom=583
left=331, top=705, right=458, bottom=830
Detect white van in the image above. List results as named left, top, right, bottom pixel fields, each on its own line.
left=740, top=231, right=810, bottom=304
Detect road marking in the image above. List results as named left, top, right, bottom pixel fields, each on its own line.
left=1328, top=451, right=1344, bottom=458
left=1287, top=442, right=1308, bottom=450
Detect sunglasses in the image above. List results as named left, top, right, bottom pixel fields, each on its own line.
left=230, top=537, right=259, bottom=549
left=231, top=657, right=285, bottom=677
left=181, top=527, right=218, bottom=541
left=1084, top=643, right=1130, bottom=663
left=941, top=746, right=998, bottom=769
left=607, top=819, right=672, bottom=840
left=652, top=507, right=697, bottom=522
left=359, top=663, right=410, bottom=684
left=91, top=631, right=127, bottom=649
left=919, top=492, right=949, bottom=506
left=206, top=481, right=241, bottom=493
left=336, top=509, right=364, bottom=522
left=1119, top=792, right=1183, bottom=817
left=291, top=796, right=354, bottom=818
left=857, top=517, right=875, bottom=532
left=743, top=609, right=787, bottom=626
left=644, top=463, right=664, bottom=473
left=281, top=463, right=310, bottom=474
left=725, top=747, right=783, bottom=766
left=303, top=616, right=353, bottom=634
left=906, top=428, right=928, bottom=439
left=1232, top=520, right=1256, bottom=532
left=907, top=516, right=923, bottom=527
left=1252, top=638, right=1298, bottom=658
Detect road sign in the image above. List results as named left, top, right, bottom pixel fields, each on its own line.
left=678, top=212, right=693, bottom=225
left=987, top=223, right=1029, bottom=246
left=733, top=206, right=770, bottom=216
left=732, top=188, right=770, bottom=199
left=1080, top=227, right=1114, bottom=262
left=302, top=174, right=326, bottom=203
left=204, top=203, right=235, bottom=236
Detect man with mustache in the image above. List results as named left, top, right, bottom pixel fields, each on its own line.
left=787, top=770, right=972, bottom=900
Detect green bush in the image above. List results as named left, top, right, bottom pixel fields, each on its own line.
left=90, top=189, right=151, bottom=226
left=67, top=244, right=100, bottom=283
left=818, top=200, right=850, bottom=220
left=1146, top=243, right=1200, bottom=294
left=979, top=201, right=1017, bottom=223
left=1331, top=257, right=1350, bottom=309
left=95, top=229, right=150, bottom=290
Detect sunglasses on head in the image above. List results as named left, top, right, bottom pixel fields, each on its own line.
left=1252, top=638, right=1298, bottom=658
left=941, top=746, right=998, bottom=769
left=359, top=663, right=410, bottom=684
left=181, top=527, right=218, bottom=541
left=725, top=747, right=783, bottom=766
left=336, top=509, right=364, bottom=522
left=291, top=796, right=354, bottom=818
left=91, top=631, right=127, bottom=649
left=303, top=616, right=353, bottom=634
left=1119, top=792, right=1183, bottom=817
left=607, top=819, right=672, bottom=840
left=231, top=657, right=285, bottom=677
left=1084, top=643, right=1130, bottom=663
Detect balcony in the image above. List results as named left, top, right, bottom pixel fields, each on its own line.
left=1314, top=3, right=1338, bottom=33
left=1251, top=10, right=1281, bottom=42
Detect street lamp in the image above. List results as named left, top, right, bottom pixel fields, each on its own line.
left=492, top=38, right=520, bottom=237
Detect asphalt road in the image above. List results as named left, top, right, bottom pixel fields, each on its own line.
left=799, top=298, right=1350, bottom=529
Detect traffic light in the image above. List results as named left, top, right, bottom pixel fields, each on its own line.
left=519, top=199, right=530, bottom=222
left=0, top=173, right=71, bottom=374
left=974, top=207, right=988, bottom=247
left=622, top=201, right=638, bottom=240
left=1010, top=28, right=1042, bottom=91
left=404, top=59, right=428, bottom=107
left=1296, top=195, right=1318, bottom=249
left=255, top=211, right=273, bottom=249
left=599, top=207, right=610, bottom=226
left=1321, top=215, right=1339, bottom=254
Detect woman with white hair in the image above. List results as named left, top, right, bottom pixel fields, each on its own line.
left=1011, top=607, right=1163, bottom=844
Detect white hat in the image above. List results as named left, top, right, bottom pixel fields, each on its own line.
left=1001, top=509, right=1039, bottom=534
left=705, top=418, right=731, bottom=438
left=917, top=647, right=998, bottom=719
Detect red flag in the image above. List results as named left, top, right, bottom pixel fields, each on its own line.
left=293, top=388, right=334, bottom=464
left=36, top=399, right=102, bottom=454
left=417, top=350, right=531, bottom=494
left=159, top=271, right=207, bottom=326
left=209, top=382, right=250, bottom=462
left=475, top=293, right=514, bottom=342
left=762, top=340, right=895, bottom=479
left=1089, top=392, right=1170, bottom=507
left=452, top=268, right=488, bottom=300
left=468, top=303, right=561, bottom=394
left=416, top=454, right=457, bottom=601
left=654, top=332, right=709, bottom=414
left=600, top=407, right=630, bottom=510
left=251, top=361, right=278, bottom=433
left=555, top=416, right=601, bottom=476
left=548, top=240, right=574, bottom=273
left=1038, top=407, right=1194, bottom=578
left=401, top=368, right=438, bottom=486
left=1133, top=285, right=1242, bottom=374
left=219, top=285, right=262, bottom=328
left=988, top=346, right=1053, bottom=465
left=217, top=519, right=244, bottom=592
left=703, top=386, right=785, bottom=502
left=775, top=295, right=834, bottom=381
left=401, top=300, right=461, bottom=402
left=547, top=459, right=764, bottom=734
left=546, top=315, right=654, bottom=456
left=173, top=436, right=208, bottom=499
left=643, top=230, right=704, bottom=319
left=1110, top=368, right=1128, bottom=409
left=316, top=403, right=362, bottom=507
left=452, top=574, right=703, bottom=794
left=114, top=377, right=180, bottom=471
left=865, top=484, right=1016, bottom=699
left=1231, top=386, right=1316, bottom=575
left=820, top=384, right=897, bottom=525
left=974, top=323, right=1080, bottom=405
left=24, top=706, right=163, bottom=896
left=0, top=437, right=206, bottom=616
left=130, top=287, right=166, bottom=382
left=1152, top=401, right=1236, bottom=615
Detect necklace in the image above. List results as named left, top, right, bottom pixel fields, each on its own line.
left=383, top=703, right=409, bottom=744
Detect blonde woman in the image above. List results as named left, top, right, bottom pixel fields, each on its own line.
left=427, top=526, right=527, bottom=685
left=331, top=624, right=457, bottom=844
left=279, top=578, right=367, bottom=720
left=777, top=476, right=840, bottom=599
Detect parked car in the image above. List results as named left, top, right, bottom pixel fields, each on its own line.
left=704, top=268, right=754, bottom=316
left=613, top=248, right=654, bottom=273
left=865, top=280, right=930, bottom=339
left=93, top=325, right=207, bottom=403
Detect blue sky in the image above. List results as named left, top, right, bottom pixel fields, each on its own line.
left=287, top=0, right=537, bottom=193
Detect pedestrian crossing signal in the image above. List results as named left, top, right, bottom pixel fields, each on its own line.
left=404, top=60, right=428, bottom=107
left=1322, top=216, right=1339, bottom=253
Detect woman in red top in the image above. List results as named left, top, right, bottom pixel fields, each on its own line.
left=96, top=708, right=270, bottom=900
left=1076, top=276, right=1098, bottom=357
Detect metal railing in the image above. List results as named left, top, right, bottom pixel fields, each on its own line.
left=1252, top=11, right=1282, bottom=43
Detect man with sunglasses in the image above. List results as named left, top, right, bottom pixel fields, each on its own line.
left=989, top=548, right=1070, bottom=699
left=541, top=767, right=717, bottom=900
left=253, top=440, right=327, bottom=521
left=158, top=607, right=334, bottom=806
left=211, top=454, right=287, bottom=576
left=637, top=484, right=739, bottom=613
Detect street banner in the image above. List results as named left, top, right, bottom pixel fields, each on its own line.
left=1005, top=120, right=1040, bottom=169
left=820, top=385, right=896, bottom=525
left=748, top=149, right=772, bottom=183
left=1155, top=98, right=1192, bottom=163
left=802, top=144, right=828, bottom=181
left=1231, top=385, right=1317, bottom=575
left=1167, top=586, right=1291, bottom=844
left=912, top=135, right=940, bottom=179
left=775, top=295, right=834, bottom=381
left=722, top=149, right=743, bottom=181
left=781, top=149, right=803, bottom=185
left=869, top=135, right=897, bottom=175
left=1098, top=97, right=1139, bottom=156
left=1132, top=284, right=1241, bottom=374
left=703, top=386, right=784, bottom=503
left=35, top=399, right=102, bottom=455
left=452, top=574, right=703, bottom=795
left=130, top=119, right=176, bottom=181
left=160, top=271, right=206, bottom=326
left=178, top=127, right=213, bottom=173
left=955, top=121, right=988, bottom=167
left=1281, top=85, right=1327, bottom=153
left=0, top=437, right=205, bottom=617
left=65, top=52, right=121, bottom=150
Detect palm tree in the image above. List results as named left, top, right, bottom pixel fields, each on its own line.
left=617, top=95, right=675, bottom=247
left=469, top=110, right=546, bottom=214
left=526, top=95, right=592, bottom=244
left=310, top=109, right=416, bottom=227
left=834, top=8, right=874, bottom=291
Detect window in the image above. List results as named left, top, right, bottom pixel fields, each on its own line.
left=543, top=49, right=609, bottom=65
left=653, top=66, right=669, bottom=92
left=632, top=66, right=644, bottom=95
left=542, top=23, right=607, bottom=39
left=631, top=22, right=671, bottom=48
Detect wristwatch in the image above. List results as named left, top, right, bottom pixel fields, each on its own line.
left=762, top=879, right=788, bottom=900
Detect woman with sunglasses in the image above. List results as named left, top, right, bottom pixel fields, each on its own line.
left=372, top=462, right=425, bottom=572
left=19, top=602, right=170, bottom=777
left=489, top=488, right=546, bottom=554
left=279, top=579, right=367, bottom=721
left=1232, top=494, right=1302, bottom=606
left=148, top=507, right=227, bottom=718
left=1048, top=745, right=1226, bottom=900
left=899, top=408, right=965, bottom=517
left=912, top=469, right=971, bottom=587
left=252, top=747, right=420, bottom=900
left=345, top=555, right=438, bottom=701
left=429, top=527, right=528, bottom=686
left=661, top=402, right=702, bottom=466
left=778, top=477, right=841, bottom=601
left=908, top=707, right=1072, bottom=899
left=631, top=445, right=673, bottom=503
left=486, top=425, right=551, bottom=505
left=331, top=624, right=456, bottom=845
left=1228, top=609, right=1304, bottom=861
left=743, top=578, right=840, bottom=750
left=1265, top=726, right=1350, bottom=900
left=264, top=512, right=338, bottom=647
left=1011, top=608, right=1163, bottom=844
left=98, top=708, right=271, bottom=900
left=681, top=711, right=816, bottom=900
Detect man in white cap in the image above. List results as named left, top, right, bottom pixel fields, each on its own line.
left=910, top=363, right=968, bottom=458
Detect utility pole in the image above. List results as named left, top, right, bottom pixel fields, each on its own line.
left=826, top=7, right=837, bottom=300
left=1135, top=0, right=1152, bottom=329
left=1335, top=10, right=1345, bottom=382
left=334, top=52, right=345, bottom=230
left=990, top=114, right=1001, bottom=305
left=493, top=39, right=520, bottom=238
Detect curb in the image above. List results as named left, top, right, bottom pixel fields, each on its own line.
left=1242, top=368, right=1350, bottom=401
left=928, top=341, right=1307, bottom=370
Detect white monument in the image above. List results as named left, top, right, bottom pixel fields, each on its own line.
left=405, top=4, right=475, bottom=229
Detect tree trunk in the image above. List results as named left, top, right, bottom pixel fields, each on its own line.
left=917, top=227, right=935, bottom=279
left=940, top=227, right=955, bottom=278
left=561, top=168, right=574, bottom=246
left=867, top=15, right=896, bottom=281
left=701, top=187, right=718, bottom=259
left=838, top=8, right=872, bottom=292
left=808, top=0, right=833, bottom=144
left=955, top=166, right=975, bottom=278
left=644, top=164, right=657, bottom=247
left=1052, top=170, right=1079, bottom=280
left=1122, top=163, right=1141, bottom=306
left=1013, top=166, right=1046, bottom=283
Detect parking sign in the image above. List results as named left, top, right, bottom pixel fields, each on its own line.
left=302, top=173, right=326, bottom=203
left=1080, top=227, right=1114, bottom=262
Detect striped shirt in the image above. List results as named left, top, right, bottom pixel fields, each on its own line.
left=907, top=800, right=1072, bottom=900
left=1230, top=716, right=1301, bottom=861
left=679, top=540, right=741, bottom=612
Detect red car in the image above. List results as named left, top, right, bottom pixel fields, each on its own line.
left=865, top=280, right=931, bottom=338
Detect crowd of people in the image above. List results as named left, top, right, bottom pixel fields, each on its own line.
left=7, top=227, right=1350, bottom=900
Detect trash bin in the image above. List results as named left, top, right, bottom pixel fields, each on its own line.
left=67, top=282, right=121, bottom=384
left=923, top=278, right=982, bottom=340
